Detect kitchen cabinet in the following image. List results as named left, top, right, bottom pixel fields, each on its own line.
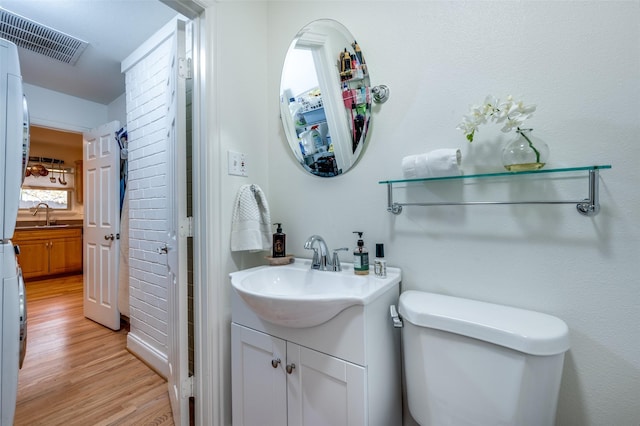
left=231, top=276, right=401, bottom=426
left=13, top=227, right=82, bottom=279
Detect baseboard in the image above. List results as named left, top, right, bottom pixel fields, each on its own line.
left=126, top=332, right=169, bottom=379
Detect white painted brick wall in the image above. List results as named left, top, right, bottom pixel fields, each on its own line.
left=124, top=36, right=172, bottom=360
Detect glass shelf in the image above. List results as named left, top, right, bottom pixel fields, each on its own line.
left=379, top=165, right=611, bottom=185
left=379, top=165, right=611, bottom=216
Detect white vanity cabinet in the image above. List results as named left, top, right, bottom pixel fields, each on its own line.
left=232, top=323, right=366, bottom=425
left=231, top=324, right=287, bottom=425
left=231, top=275, right=401, bottom=426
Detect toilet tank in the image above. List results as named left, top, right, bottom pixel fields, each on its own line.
left=398, top=291, right=570, bottom=426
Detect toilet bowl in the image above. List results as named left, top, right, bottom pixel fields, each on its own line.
left=398, top=291, right=570, bottom=426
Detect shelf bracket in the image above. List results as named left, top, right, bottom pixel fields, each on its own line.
left=387, top=183, right=403, bottom=214
left=576, top=169, right=600, bottom=216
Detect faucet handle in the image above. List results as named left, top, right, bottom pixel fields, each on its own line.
left=332, top=247, right=349, bottom=272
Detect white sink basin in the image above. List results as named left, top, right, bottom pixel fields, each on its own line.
left=230, top=259, right=401, bottom=328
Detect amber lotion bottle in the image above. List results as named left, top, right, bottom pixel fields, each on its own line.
left=272, top=223, right=286, bottom=257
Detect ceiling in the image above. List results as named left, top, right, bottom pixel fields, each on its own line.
left=0, top=0, right=180, bottom=105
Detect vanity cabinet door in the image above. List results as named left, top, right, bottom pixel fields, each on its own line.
left=231, top=324, right=287, bottom=426
left=287, top=342, right=366, bottom=426
left=231, top=323, right=367, bottom=425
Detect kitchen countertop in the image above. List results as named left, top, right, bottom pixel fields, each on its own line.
left=15, top=220, right=83, bottom=231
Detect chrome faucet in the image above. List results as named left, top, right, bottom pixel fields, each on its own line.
left=33, top=202, right=50, bottom=226
left=304, top=235, right=331, bottom=271
left=304, top=235, right=349, bottom=272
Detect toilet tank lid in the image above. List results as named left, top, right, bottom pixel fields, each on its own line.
left=398, top=291, right=570, bottom=356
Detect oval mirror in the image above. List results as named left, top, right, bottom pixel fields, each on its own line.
left=280, top=19, right=372, bottom=177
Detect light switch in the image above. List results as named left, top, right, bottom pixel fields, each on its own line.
left=228, top=151, right=248, bottom=176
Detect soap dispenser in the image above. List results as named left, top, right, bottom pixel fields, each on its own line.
left=352, top=231, right=369, bottom=275
left=272, top=223, right=286, bottom=258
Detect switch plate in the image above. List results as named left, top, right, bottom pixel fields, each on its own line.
left=228, top=151, right=248, bottom=176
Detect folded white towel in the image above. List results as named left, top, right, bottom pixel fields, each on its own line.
left=231, top=184, right=272, bottom=252
left=402, top=149, right=461, bottom=179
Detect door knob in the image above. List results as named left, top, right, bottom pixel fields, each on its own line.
left=104, top=234, right=115, bottom=241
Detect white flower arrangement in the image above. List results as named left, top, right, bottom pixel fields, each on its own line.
left=457, top=95, right=536, bottom=142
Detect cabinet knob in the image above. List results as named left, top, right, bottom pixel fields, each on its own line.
left=271, top=358, right=281, bottom=368
left=286, top=363, right=296, bottom=374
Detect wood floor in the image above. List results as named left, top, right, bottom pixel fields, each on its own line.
left=14, top=274, right=174, bottom=426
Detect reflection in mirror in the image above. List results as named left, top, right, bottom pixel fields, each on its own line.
left=280, top=19, right=371, bottom=177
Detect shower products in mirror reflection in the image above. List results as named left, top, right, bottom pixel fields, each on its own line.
left=272, top=223, right=286, bottom=258
left=299, top=128, right=318, bottom=155
left=288, top=97, right=305, bottom=127
left=353, top=231, right=369, bottom=275
left=308, top=125, right=323, bottom=151
left=374, top=243, right=387, bottom=278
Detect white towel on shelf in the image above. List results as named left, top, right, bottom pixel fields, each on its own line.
left=231, top=184, right=272, bottom=252
left=402, top=149, right=462, bottom=179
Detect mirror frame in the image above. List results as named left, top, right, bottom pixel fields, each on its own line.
left=280, top=19, right=372, bottom=177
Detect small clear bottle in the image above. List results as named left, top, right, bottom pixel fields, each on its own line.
left=374, top=243, right=387, bottom=278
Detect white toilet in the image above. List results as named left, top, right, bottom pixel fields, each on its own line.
left=398, top=290, right=570, bottom=426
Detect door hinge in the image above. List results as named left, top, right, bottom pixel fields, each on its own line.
left=178, top=57, right=193, bottom=79
left=181, top=376, right=194, bottom=398
left=179, top=216, right=194, bottom=238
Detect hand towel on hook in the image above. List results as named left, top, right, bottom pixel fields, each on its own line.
left=231, top=184, right=272, bottom=252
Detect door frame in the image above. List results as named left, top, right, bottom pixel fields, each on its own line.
left=160, top=2, right=222, bottom=425
left=191, top=9, right=221, bottom=426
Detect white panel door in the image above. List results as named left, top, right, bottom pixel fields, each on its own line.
left=231, top=324, right=288, bottom=426
left=287, top=342, right=367, bottom=426
left=83, top=120, right=121, bottom=330
left=166, top=19, right=190, bottom=426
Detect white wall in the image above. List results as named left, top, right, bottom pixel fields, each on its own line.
left=107, top=93, right=127, bottom=126
left=209, top=5, right=270, bottom=423
left=213, top=1, right=639, bottom=425
left=23, top=83, right=108, bottom=132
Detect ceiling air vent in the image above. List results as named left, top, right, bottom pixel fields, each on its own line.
left=0, top=8, right=88, bottom=65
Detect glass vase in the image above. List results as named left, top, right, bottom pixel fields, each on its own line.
left=501, top=128, right=549, bottom=172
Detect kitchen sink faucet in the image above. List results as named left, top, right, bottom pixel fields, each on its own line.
left=32, top=202, right=50, bottom=226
